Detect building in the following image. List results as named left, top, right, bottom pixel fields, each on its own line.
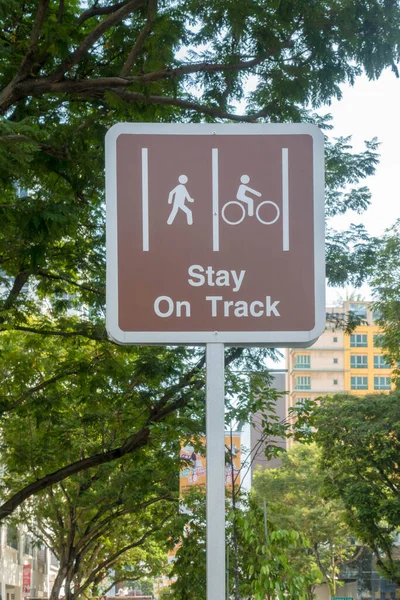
left=286, top=301, right=395, bottom=411
left=250, top=371, right=288, bottom=477
left=0, top=524, right=59, bottom=600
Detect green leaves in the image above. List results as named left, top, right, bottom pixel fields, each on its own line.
left=370, top=220, right=400, bottom=383
left=168, top=490, right=319, bottom=600
left=253, top=443, right=354, bottom=594
left=313, top=392, right=400, bottom=584
left=0, top=5, right=399, bottom=591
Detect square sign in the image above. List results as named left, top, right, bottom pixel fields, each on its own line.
left=106, top=123, right=325, bottom=346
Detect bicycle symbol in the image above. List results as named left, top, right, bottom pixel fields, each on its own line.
left=221, top=174, right=280, bottom=226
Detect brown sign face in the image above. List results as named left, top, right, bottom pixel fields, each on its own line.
left=106, top=124, right=325, bottom=345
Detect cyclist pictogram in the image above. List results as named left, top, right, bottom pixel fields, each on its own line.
left=221, top=174, right=280, bottom=226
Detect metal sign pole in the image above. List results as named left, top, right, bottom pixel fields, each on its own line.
left=206, top=343, right=225, bottom=600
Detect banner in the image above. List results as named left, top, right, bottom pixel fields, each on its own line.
left=180, top=434, right=241, bottom=495
left=22, top=564, right=32, bottom=597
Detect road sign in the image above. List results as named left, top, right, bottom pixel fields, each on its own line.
left=106, top=123, right=325, bottom=346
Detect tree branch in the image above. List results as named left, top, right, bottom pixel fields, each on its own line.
left=74, top=514, right=172, bottom=597
left=2, top=55, right=267, bottom=113
left=76, top=494, right=172, bottom=558
left=1, top=367, right=82, bottom=413
left=0, top=325, right=109, bottom=342
left=77, top=1, right=133, bottom=27
left=0, top=0, right=50, bottom=109
left=1, top=134, right=69, bottom=160
left=0, top=271, right=32, bottom=313
left=129, top=55, right=267, bottom=84
left=115, top=90, right=261, bottom=122
left=50, top=0, right=147, bottom=81
left=0, top=348, right=242, bottom=520
left=119, top=0, right=157, bottom=77
left=15, top=0, right=51, bottom=80
left=57, top=0, right=65, bottom=24
left=48, top=487, right=65, bottom=532
left=36, top=269, right=105, bottom=297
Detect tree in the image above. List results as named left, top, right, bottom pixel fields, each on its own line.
left=312, top=392, right=400, bottom=585
left=167, top=488, right=320, bottom=600
left=1, top=395, right=177, bottom=600
left=252, top=443, right=360, bottom=598
left=0, top=0, right=399, bottom=522
left=370, top=219, right=400, bottom=383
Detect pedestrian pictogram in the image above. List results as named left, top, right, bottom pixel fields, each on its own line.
left=167, top=174, right=194, bottom=225
left=106, top=122, right=325, bottom=346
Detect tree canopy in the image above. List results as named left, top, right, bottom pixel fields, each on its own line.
left=167, top=488, right=320, bottom=600
left=1, top=0, right=400, bottom=527
left=253, top=443, right=359, bottom=597
left=370, top=219, right=400, bottom=383
left=312, top=391, right=400, bottom=585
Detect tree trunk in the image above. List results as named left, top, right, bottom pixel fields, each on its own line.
left=50, top=565, right=67, bottom=600
left=64, top=565, right=76, bottom=600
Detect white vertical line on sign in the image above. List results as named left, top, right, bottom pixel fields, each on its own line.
left=212, top=148, right=219, bottom=252
left=282, top=148, right=289, bottom=252
left=142, top=148, right=149, bottom=252
left=206, top=342, right=225, bottom=600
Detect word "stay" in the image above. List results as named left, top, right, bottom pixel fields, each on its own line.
left=188, top=264, right=246, bottom=292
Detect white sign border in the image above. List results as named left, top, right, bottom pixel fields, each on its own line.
left=106, top=123, right=325, bottom=347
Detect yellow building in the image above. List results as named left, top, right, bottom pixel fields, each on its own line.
left=287, top=301, right=395, bottom=411
left=343, top=302, right=394, bottom=395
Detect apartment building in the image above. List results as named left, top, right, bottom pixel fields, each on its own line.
left=286, top=301, right=395, bottom=411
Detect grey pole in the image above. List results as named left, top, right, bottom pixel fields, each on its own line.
left=206, top=343, right=225, bottom=600
left=263, top=499, right=268, bottom=541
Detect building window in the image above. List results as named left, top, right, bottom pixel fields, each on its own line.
left=333, top=358, right=338, bottom=364
left=350, top=355, right=368, bottom=369
left=351, top=376, right=368, bottom=390
left=295, top=397, right=311, bottom=407
left=350, top=334, right=368, bottom=347
left=295, top=355, right=310, bottom=369
left=372, top=309, right=382, bottom=322
left=24, top=535, right=33, bottom=556
left=333, top=336, right=338, bottom=342
left=295, top=376, right=311, bottom=390
left=37, top=544, right=46, bottom=564
left=374, top=376, right=391, bottom=390
left=6, top=525, right=19, bottom=550
left=349, top=303, right=367, bottom=319
left=373, top=334, right=385, bottom=348
left=333, top=379, right=338, bottom=385
left=374, top=355, right=390, bottom=369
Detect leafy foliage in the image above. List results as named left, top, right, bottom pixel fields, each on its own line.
left=312, top=392, right=400, bottom=585
left=167, top=488, right=320, bottom=600
left=371, top=219, right=400, bottom=383
left=11, top=454, right=174, bottom=600
left=0, top=0, right=399, bottom=532
left=253, top=443, right=358, bottom=596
